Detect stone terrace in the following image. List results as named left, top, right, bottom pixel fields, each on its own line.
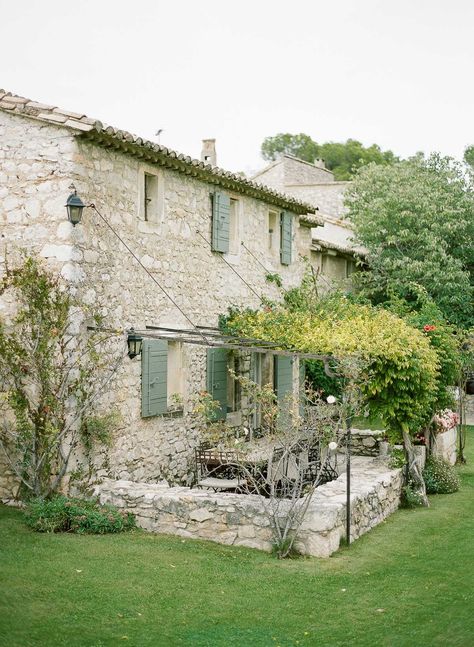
left=96, top=456, right=402, bottom=558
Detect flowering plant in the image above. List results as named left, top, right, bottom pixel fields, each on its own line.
left=433, top=408, right=458, bottom=434
left=423, top=324, right=437, bottom=332
left=413, top=432, right=426, bottom=445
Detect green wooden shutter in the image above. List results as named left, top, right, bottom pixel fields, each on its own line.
left=274, top=355, right=293, bottom=404
left=280, top=211, right=293, bottom=265
left=212, top=191, right=230, bottom=253
left=142, top=339, right=168, bottom=417
left=299, top=359, right=306, bottom=417
left=206, top=348, right=228, bottom=420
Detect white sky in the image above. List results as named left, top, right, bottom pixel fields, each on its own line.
left=2, top=0, right=473, bottom=174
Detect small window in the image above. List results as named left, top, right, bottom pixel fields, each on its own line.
left=268, top=211, right=280, bottom=255
left=346, top=259, right=356, bottom=278
left=141, top=170, right=164, bottom=224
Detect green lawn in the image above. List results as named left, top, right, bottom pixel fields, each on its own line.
left=1, top=431, right=473, bottom=647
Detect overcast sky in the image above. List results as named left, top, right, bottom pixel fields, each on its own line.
left=2, top=0, right=473, bottom=174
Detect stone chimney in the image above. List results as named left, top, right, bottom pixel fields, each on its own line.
left=201, top=139, right=217, bottom=166
left=313, top=158, right=327, bottom=169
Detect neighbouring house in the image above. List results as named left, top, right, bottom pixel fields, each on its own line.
left=0, top=90, right=323, bottom=499
left=252, top=154, right=366, bottom=288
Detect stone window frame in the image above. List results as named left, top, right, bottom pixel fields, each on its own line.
left=223, top=192, right=242, bottom=261
left=267, top=209, right=281, bottom=260
left=138, top=164, right=165, bottom=227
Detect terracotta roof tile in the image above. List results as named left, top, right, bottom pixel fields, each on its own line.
left=0, top=89, right=316, bottom=215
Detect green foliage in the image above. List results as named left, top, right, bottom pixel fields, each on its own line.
left=261, top=134, right=398, bottom=180
left=401, top=484, right=426, bottom=508
left=80, top=412, right=119, bottom=454
left=347, top=154, right=474, bottom=328
left=264, top=272, right=283, bottom=288
left=385, top=291, right=462, bottom=412
left=463, top=144, right=474, bottom=169
left=24, top=496, right=136, bottom=534
left=261, top=133, right=319, bottom=166
left=223, top=295, right=440, bottom=441
left=423, top=456, right=460, bottom=494
left=304, top=360, right=342, bottom=399
left=389, top=447, right=406, bottom=469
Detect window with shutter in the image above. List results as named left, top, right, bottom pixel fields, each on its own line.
left=206, top=348, right=228, bottom=420
left=299, top=359, right=306, bottom=417
left=280, top=211, right=293, bottom=265
left=142, top=339, right=168, bottom=417
left=274, top=355, right=293, bottom=403
left=274, top=355, right=294, bottom=428
left=211, top=191, right=231, bottom=253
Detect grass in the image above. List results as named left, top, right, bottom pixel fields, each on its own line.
left=1, top=430, right=473, bottom=647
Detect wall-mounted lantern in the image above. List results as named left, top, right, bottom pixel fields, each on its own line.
left=65, top=184, right=85, bottom=226
left=127, top=328, right=143, bottom=359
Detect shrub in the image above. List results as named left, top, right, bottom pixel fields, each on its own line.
left=423, top=456, right=460, bottom=494
left=24, top=496, right=136, bottom=534
left=401, top=484, right=426, bottom=508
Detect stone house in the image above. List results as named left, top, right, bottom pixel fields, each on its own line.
left=0, top=90, right=322, bottom=498
left=252, top=154, right=365, bottom=288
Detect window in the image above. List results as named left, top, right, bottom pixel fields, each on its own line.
left=346, top=259, right=356, bottom=278
left=211, top=191, right=240, bottom=255
left=140, top=170, right=164, bottom=224
left=268, top=211, right=280, bottom=255
left=141, top=339, right=184, bottom=417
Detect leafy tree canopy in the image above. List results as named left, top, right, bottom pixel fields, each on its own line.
left=346, top=154, right=474, bottom=328
left=260, top=133, right=398, bottom=180
left=463, top=144, right=474, bottom=169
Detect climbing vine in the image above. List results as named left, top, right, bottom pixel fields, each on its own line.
left=0, top=256, right=124, bottom=499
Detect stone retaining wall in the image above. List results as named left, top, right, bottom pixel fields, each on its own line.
left=96, top=456, right=402, bottom=558
left=350, top=429, right=384, bottom=456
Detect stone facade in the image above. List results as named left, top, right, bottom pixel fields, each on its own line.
left=96, top=456, right=402, bottom=557
left=253, top=155, right=364, bottom=289
left=0, top=95, right=317, bottom=499
left=253, top=155, right=335, bottom=188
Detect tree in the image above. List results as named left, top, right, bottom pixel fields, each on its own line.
left=463, top=145, right=474, bottom=169
left=0, top=256, right=123, bottom=499
left=346, top=154, right=474, bottom=328
left=261, top=134, right=398, bottom=180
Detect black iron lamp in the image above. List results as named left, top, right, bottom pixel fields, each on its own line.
left=127, top=328, right=143, bottom=359
left=66, top=184, right=85, bottom=226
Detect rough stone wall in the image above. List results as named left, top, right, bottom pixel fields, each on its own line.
left=0, top=111, right=79, bottom=500
left=0, top=111, right=314, bottom=497
left=96, top=456, right=402, bottom=557
left=252, top=160, right=285, bottom=190
left=253, top=156, right=334, bottom=189
left=281, top=157, right=335, bottom=185
left=285, top=183, right=349, bottom=220
left=350, top=429, right=384, bottom=457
